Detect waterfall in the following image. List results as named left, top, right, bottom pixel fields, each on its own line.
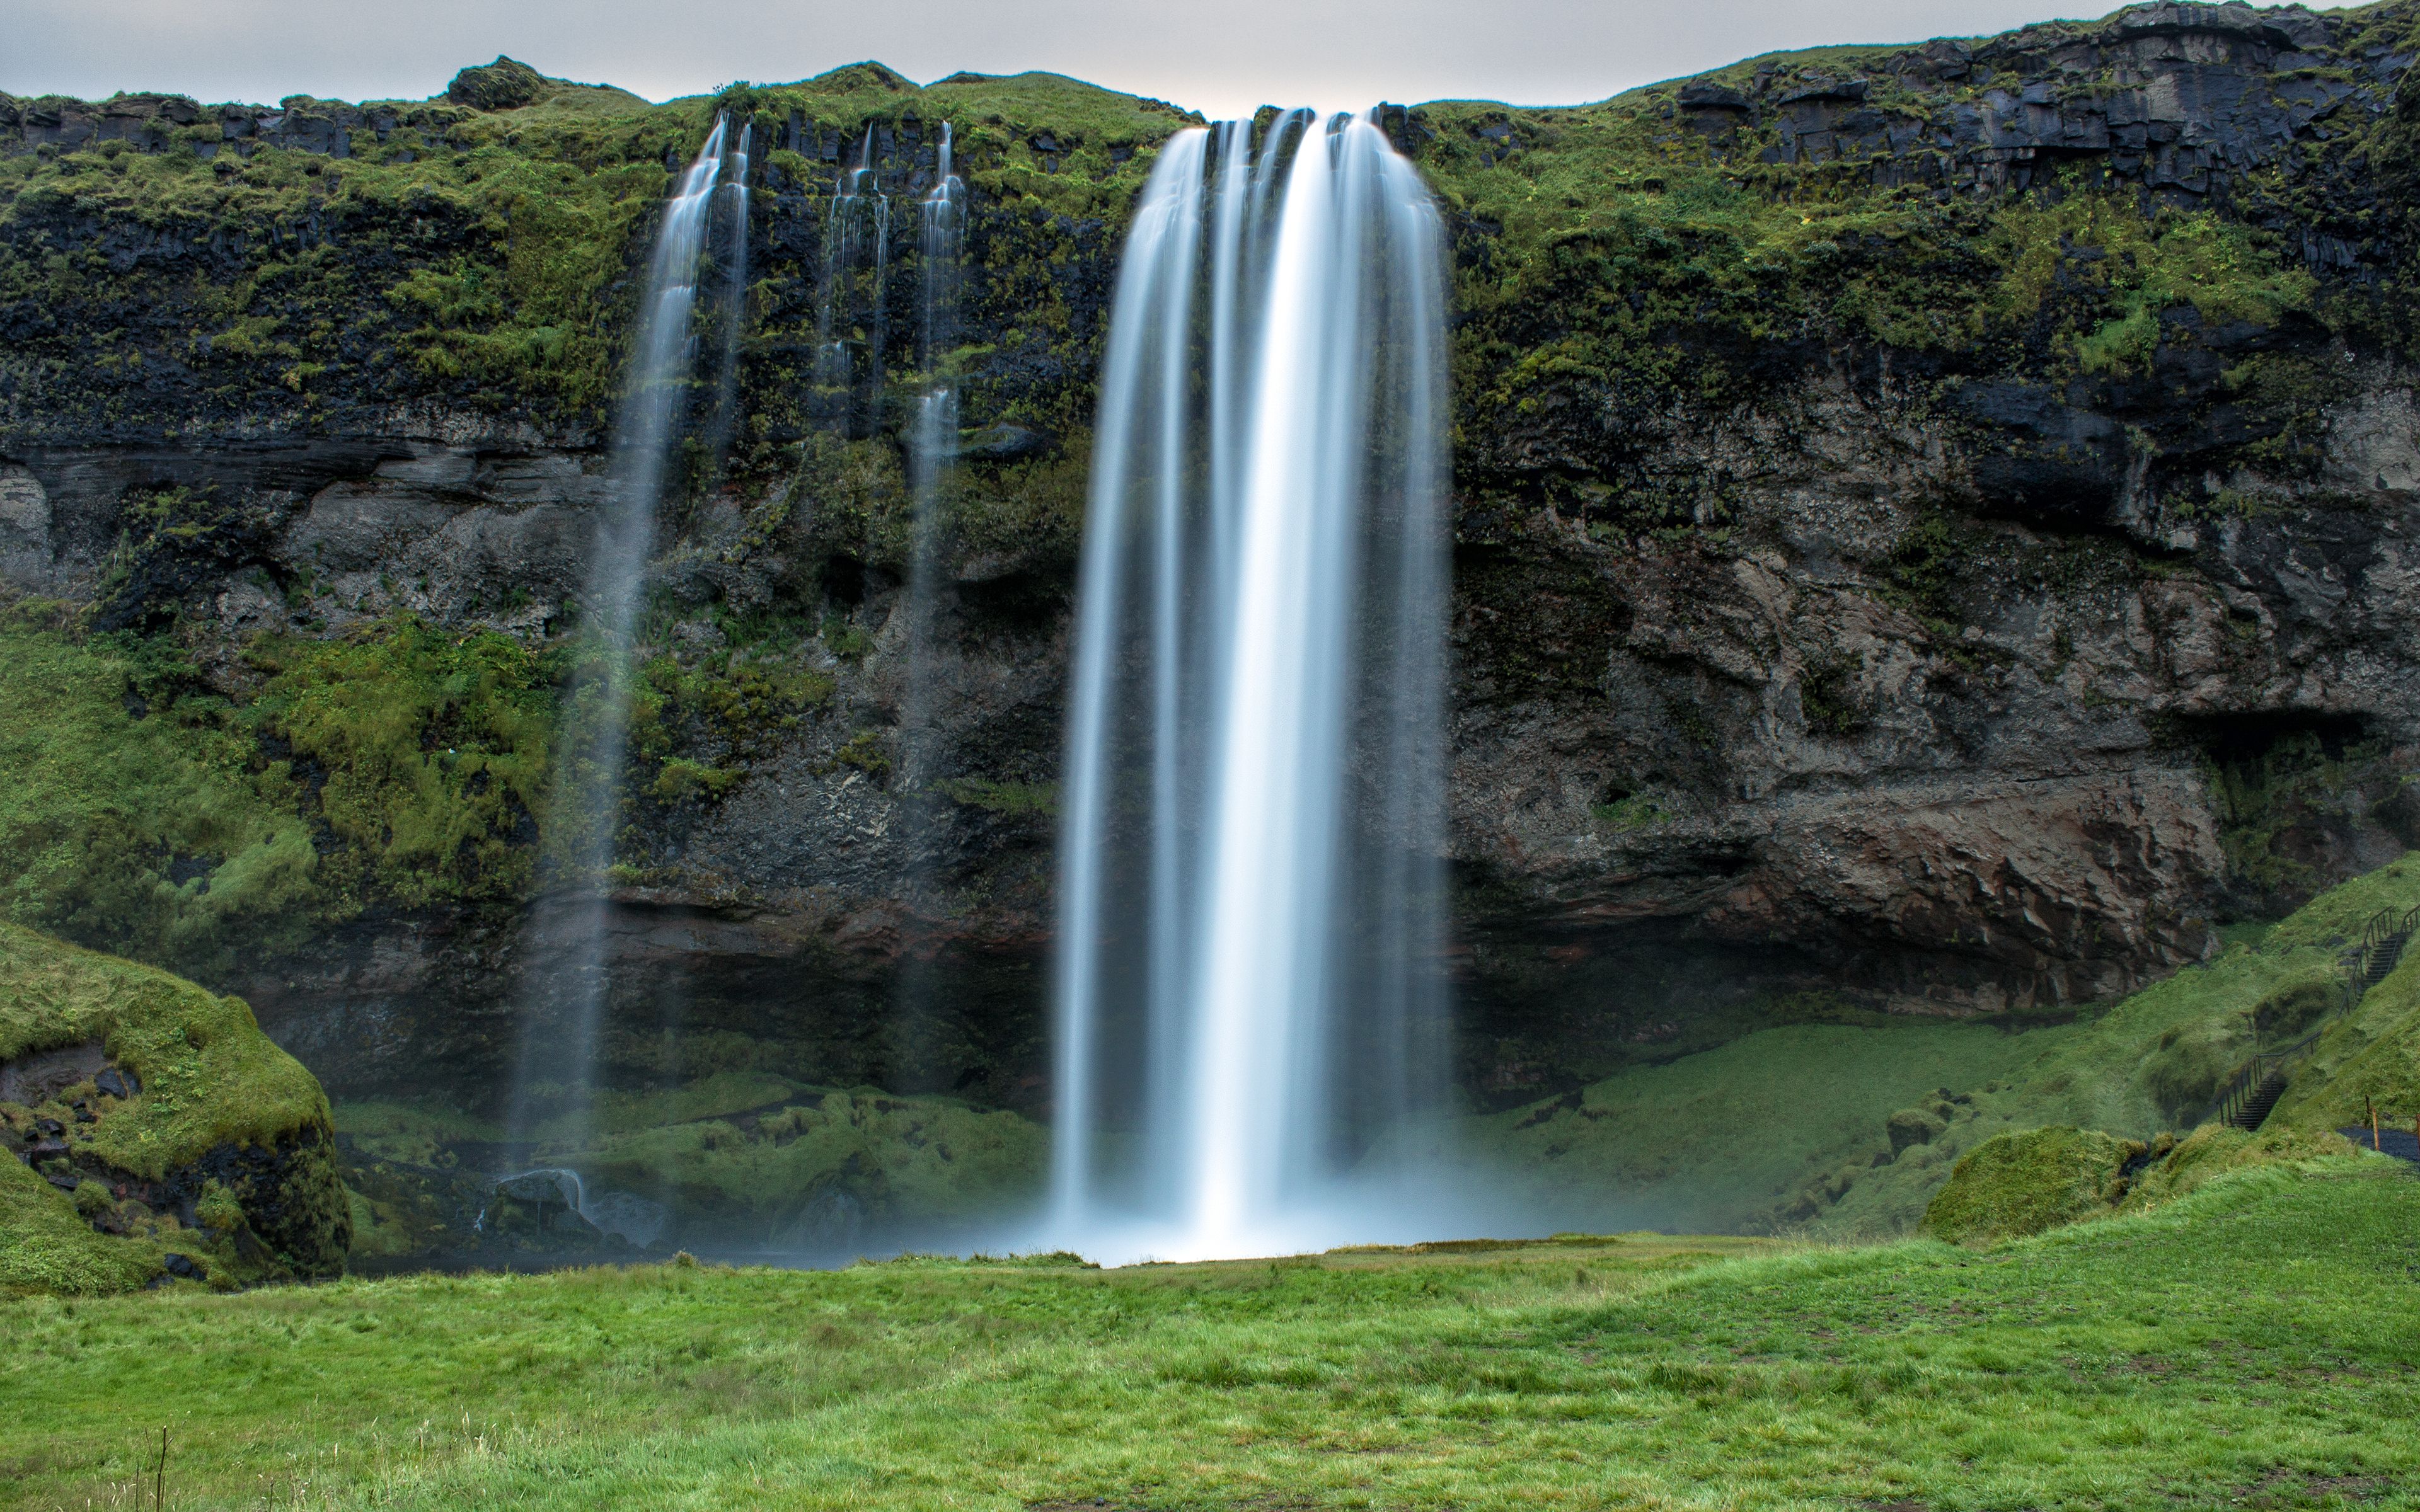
left=900, top=123, right=964, bottom=803
left=881, top=125, right=968, bottom=1080
left=705, top=119, right=752, bottom=475
left=506, top=116, right=729, bottom=1146
left=1049, top=112, right=1453, bottom=1263
left=815, top=125, right=891, bottom=431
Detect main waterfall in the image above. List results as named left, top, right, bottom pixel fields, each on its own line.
left=1051, top=111, right=1452, bottom=1263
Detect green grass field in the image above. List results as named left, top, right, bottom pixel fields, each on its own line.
left=4, top=1155, right=2414, bottom=1511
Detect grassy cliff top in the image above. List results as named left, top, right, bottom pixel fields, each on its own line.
left=5, top=2, right=2414, bottom=472
left=0, top=922, right=328, bottom=1177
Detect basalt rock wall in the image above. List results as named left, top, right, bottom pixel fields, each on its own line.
left=4, top=7, right=2420, bottom=1111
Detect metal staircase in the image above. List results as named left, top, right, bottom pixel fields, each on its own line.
left=2208, top=903, right=2417, bottom=1133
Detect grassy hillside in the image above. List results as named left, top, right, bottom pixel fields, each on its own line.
left=1477, top=854, right=2420, bottom=1235
left=1, top=1157, right=2412, bottom=1509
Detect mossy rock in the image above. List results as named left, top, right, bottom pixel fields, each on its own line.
left=446, top=57, right=548, bottom=113
left=1923, top=1126, right=2142, bottom=1244
left=0, top=924, right=349, bottom=1293
left=2118, top=1123, right=2358, bottom=1213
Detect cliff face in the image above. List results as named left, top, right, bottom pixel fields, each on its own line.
left=2, top=6, right=2419, bottom=1114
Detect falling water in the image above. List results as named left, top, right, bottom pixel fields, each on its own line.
left=815, top=125, right=892, bottom=430
left=1049, top=112, right=1453, bottom=1263
left=899, top=123, right=965, bottom=803
left=704, top=120, right=753, bottom=474
left=881, top=125, right=968, bottom=1083
left=506, top=116, right=729, bottom=1147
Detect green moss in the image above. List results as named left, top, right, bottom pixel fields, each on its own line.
left=1468, top=1021, right=2060, bottom=1235
left=648, top=757, right=739, bottom=804
left=1983, top=196, right=2315, bottom=376
left=193, top=1179, right=245, bottom=1233
left=630, top=647, right=833, bottom=769
left=1487, top=855, right=2420, bottom=1237
left=245, top=615, right=557, bottom=911
left=0, top=1152, right=170, bottom=1297
left=0, top=618, right=316, bottom=975
left=2119, top=1123, right=2358, bottom=1213
left=1922, top=1120, right=2357, bottom=1247
left=937, top=777, right=1057, bottom=819
left=572, top=1087, right=1045, bottom=1240
left=2202, top=728, right=2384, bottom=902
left=0, top=923, right=348, bottom=1292
left=0, top=923, right=327, bottom=1177
left=829, top=728, right=892, bottom=779
left=1922, top=1126, right=2138, bottom=1243
left=1587, top=792, right=1668, bottom=830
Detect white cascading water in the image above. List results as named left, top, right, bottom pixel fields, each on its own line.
left=507, top=116, right=729, bottom=1150
left=705, top=120, right=753, bottom=474
left=815, top=125, right=890, bottom=426
left=890, top=123, right=965, bottom=1042
left=1049, top=111, right=1453, bottom=1263
left=900, top=122, right=964, bottom=806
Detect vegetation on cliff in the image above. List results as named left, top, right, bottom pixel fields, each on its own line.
left=3, top=1158, right=2413, bottom=1508
left=3, top=6, right=2419, bottom=1271
left=0, top=612, right=316, bottom=975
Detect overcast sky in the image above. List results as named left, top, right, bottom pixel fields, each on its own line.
left=0, top=0, right=2360, bottom=119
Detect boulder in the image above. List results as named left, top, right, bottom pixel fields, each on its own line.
left=0, top=924, right=349, bottom=1294
left=446, top=57, right=546, bottom=113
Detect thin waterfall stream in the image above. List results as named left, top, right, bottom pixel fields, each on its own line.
left=901, top=123, right=964, bottom=817
left=815, top=125, right=891, bottom=432
left=705, top=120, right=753, bottom=476
left=505, top=117, right=730, bottom=1171
left=1049, top=111, right=1453, bottom=1263
left=887, top=123, right=965, bottom=1073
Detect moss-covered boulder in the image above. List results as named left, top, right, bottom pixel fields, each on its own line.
left=2119, top=1123, right=2358, bottom=1211
left=1923, top=1121, right=2363, bottom=1245
left=446, top=57, right=548, bottom=112
left=1923, top=1127, right=2143, bottom=1244
left=0, top=924, right=348, bottom=1293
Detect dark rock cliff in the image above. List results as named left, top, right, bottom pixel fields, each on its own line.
left=1, top=3, right=2417, bottom=1116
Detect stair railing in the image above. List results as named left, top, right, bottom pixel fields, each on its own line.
left=2203, top=903, right=2416, bottom=1131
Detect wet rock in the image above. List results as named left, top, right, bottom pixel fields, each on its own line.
left=1678, top=83, right=1751, bottom=113
left=161, top=1252, right=205, bottom=1281
left=954, top=422, right=1053, bottom=461
left=776, top=1186, right=867, bottom=1254
left=0, top=1040, right=106, bottom=1105
left=583, top=1190, right=672, bottom=1249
